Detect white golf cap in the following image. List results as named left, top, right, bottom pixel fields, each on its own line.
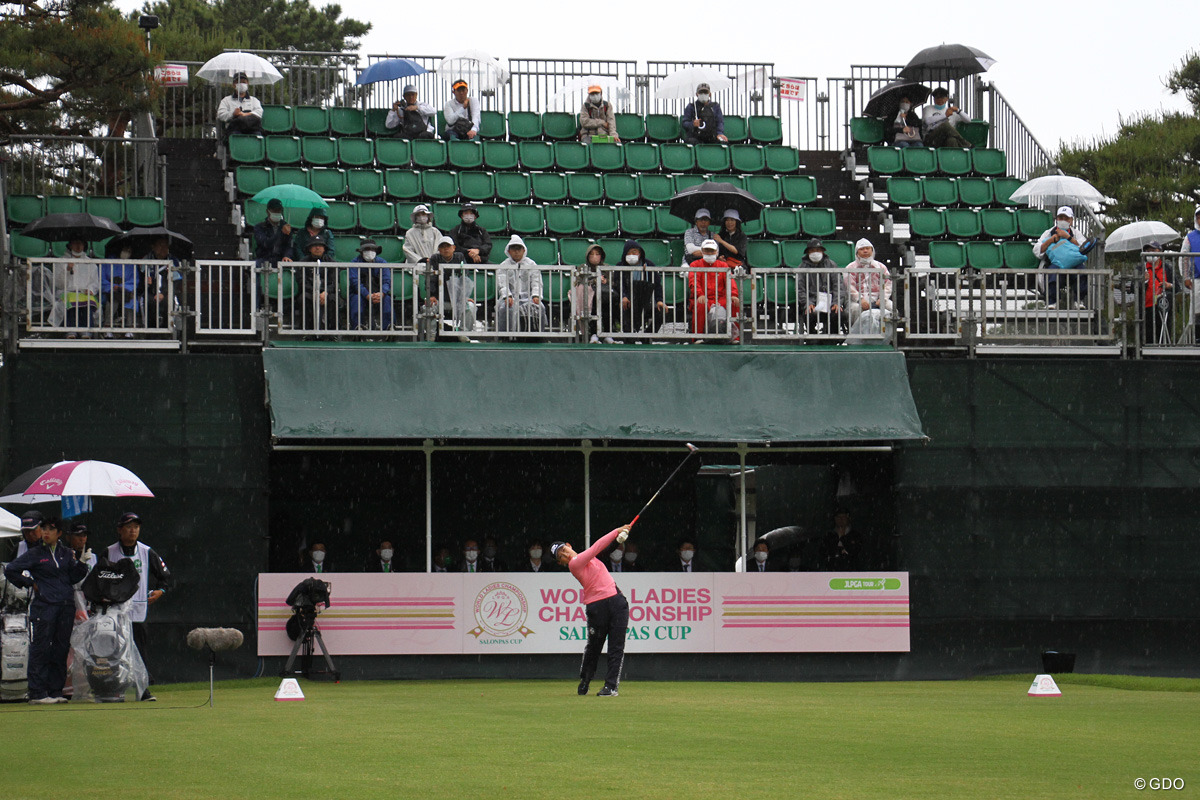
left=437, top=235, right=455, bottom=247
left=1056, top=206, right=1074, bottom=218
left=700, top=238, right=718, bottom=251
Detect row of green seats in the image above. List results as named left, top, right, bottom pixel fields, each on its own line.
left=236, top=166, right=819, bottom=206
left=887, top=176, right=1026, bottom=208
left=928, top=240, right=1041, bottom=270
left=867, top=146, right=1006, bottom=177
left=229, top=135, right=803, bottom=174
left=6, top=194, right=164, bottom=228
left=850, top=116, right=991, bottom=149
left=908, top=207, right=1052, bottom=240
left=9, top=231, right=131, bottom=259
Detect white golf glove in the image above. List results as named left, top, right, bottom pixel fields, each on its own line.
left=616, top=529, right=629, bottom=544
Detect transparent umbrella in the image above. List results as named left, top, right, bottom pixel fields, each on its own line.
left=655, top=67, right=732, bottom=101
left=197, top=52, right=283, bottom=85
left=1009, top=175, right=1105, bottom=206
left=436, top=50, right=509, bottom=93
left=546, top=76, right=632, bottom=113
left=1104, top=221, right=1180, bottom=252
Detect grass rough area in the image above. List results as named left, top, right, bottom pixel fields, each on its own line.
left=2, top=676, right=1195, bottom=799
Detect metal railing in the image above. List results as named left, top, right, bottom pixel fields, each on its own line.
left=1129, top=252, right=1200, bottom=356
left=23, top=257, right=177, bottom=339
left=592, top=265, right=741, bottom=344
left=984, top=85, right=1055, bottom=182
left=193, top=261, right=258, bottom=336
left=749, top=266, right=895, bottom=344
left=4, top=136, right=161, bottom=198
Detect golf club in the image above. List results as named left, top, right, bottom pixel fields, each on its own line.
left=628, top=444, right=700, bottom=530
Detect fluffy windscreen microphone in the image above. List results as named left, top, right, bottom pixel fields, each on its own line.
left=186, top=628, right=245, bottom=652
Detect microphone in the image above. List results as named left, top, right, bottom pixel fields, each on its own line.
left=187, top=627, right=244, bottom=652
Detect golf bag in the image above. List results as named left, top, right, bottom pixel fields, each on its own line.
left=69, top=557, right=148, bottom=702
left=0, top=567, right=32, bottom=701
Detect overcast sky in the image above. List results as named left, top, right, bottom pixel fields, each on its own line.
left=123, top=0, right=1195, bottom=153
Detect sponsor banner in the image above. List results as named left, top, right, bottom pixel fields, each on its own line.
left=777, top=78, right=806, bottom=102
left=154, top=64, right=190, bottom=87
left=257, top=572, right=908, bottom=656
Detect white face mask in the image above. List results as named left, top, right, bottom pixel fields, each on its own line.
left=610, top=549, right=624, bottom=562
left=702, top=253, right=717, bottom=264
left=680, top=549, right=694, bottom=562
left=1056, top=220, right=1071, bottom=232
left=69, top=248, right=87, bottom=258
left=856, top=251, right=873, bottom=265
left=464, top=548, right=478, bottom=563
left=380, top=548, right=393, bottom=561
left=624, top=552, right=637, bottom=563
left=899, top=103, right=911, bottom=112
left=311, top=551, right=326, bottom=564
left=529, top=548, right=542, bottom=560
left=415, top=214, right=429, bottom=225
left=311, top=218, right=325, bottom=230
left=461, top=213, right=477, bottom=224
left=588, top=93, right=602, bottom=103
left=268, top=213, right=283, bottom=224
left=236, top=83, right=248, bottom=94
left=754, top=551, right=768, bottom=563
left=120, top=249, right=133, bottom=259
left=625, top=254, right=640, bottom=265
left=807, top=251, right=823, bottom=264
left=362, top=250, right=377, bottom=262
left=697, top=93, right=710, bottom=103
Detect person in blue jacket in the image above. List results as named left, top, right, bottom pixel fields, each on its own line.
left=348, top=239, right=392, bottom=330
left=4, top=514, right=88, bottom=704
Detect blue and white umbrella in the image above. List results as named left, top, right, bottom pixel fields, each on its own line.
left=355, top=58, right=428, bottom=87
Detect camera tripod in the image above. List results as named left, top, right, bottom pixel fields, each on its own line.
left=281, top=607, right=340, bottom=681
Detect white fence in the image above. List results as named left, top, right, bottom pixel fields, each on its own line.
left=24, top=257, right=178, bottom=340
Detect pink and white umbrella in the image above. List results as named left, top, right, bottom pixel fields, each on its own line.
left=11, top=460, right=154, bottom=503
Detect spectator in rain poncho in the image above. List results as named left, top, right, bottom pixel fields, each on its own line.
left=842, top=239, right=892, bottom=339
left=54, top=238, right=99, bottom=337
left=403, top=204, right=441, bottom=264
left=495, top=235, right=548, bottom=334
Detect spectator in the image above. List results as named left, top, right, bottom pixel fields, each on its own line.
left=496, top=235, right=548, bottom=335
left=480, top=537, right=508, bottom=572
left=146, top=235, right=182, bottom=331
left=682, top=83, right=727, bottom=144
left=403, top=204, right=441, bottom=265
left=461, top=539, right=481, bottom=573
left=253, top=198, right=294, bottom=265
left=892, top=95, right=922, bottom=147
left=449, top=203, right=492, bottom=265
left=921, top=87, right=970, bottom=149
left=683, top=208, right=714, bottom=264
left=843, top=238, right=893, bottom=338
left=1034, top=206, right=1091, bottom=309
left=749, top=539, right=776, bottom=573
left=291, top=208, right=335, bottom=262
left=307, top=542, right=330, bottom=573
left=688, top=239, right=740, bottom=336
left=432, top=546, right=455, bottom=573
left=525, top=540, right=549, bottom=572
left=216, top=72, right=263, bottom=140
left=575, top=243, right=615, bottom=344
left=676, top=539, right=697, bottom=572
left=428, top=235, right=476, bottom=341
left=369, top=540, right=397, bottom=573
left=1181, top=206, right=1200, bottom=328
left=1143, top=241, right=1174, bottom=345
left=100, top=241, right=140, bottom=336
left=622, top=542, right=640, bottom=571
left=443, top=79, right=480, bottom=141
left=712, top=209, right=748, bottom=267
left=297, top=238, right=333, bottom=329
left=386, top=84, right=436, bottom=139
left=349, top=239, right=392, bottom=331
left=801, top=239, right=847, bottom=338
left=106, top=512, right=169, bottom=701
left=56, top=238, right=99, bottom=338
left=578, top=84, right=619, bottom=143
left=820, top=509, right=865, bottom=571
left=618, top=240, right=666, bottom=338
left=606, top=541, right=627, bottom=573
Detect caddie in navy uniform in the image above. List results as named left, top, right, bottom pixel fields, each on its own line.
left=107, top=512, right=170, bottom=701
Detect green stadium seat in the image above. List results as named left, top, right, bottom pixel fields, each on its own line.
left=483, top=141, right=519, bottom=171
left=518, top=141, right=554, bottom=171
left=907, top=208, right=946, bottom=238
left=448, top=141, right=484, bottom=169
left=474, top=270, right=498, bottom=299
left=581, top=205, right=619, bottom=236
left=432, top=203, right=461, bottom=231
left=763, top=208, right=801, bottom=238
left=654, top=207, right=687, bottom=236
left=496, top=173, right=532, bottom=202
left=567, top=173, right=603, bottom=203
left=589, top=143, right=624, bottom=172
left=234, top=167, right=273, bottom=197
left=903, top=147, right=937, bottom=175
left=966, top=241, right=1003, bottom=269
left=1016, top=208, right=1052, bottom=238
left=546, top=205, right=583, bottom=236
left=507, top=204, right=545, bottom=235
left=887, top=177, right=923, bottom=207
left=309, top=168, right=347, bottom=197
left=723, top=115, right=748, bottom=143
left=357, top=201, right=396, bottom=233
left=1003, top=240, right=1041, bottom=269
left=641, top=239, right=671, bottom=266
left=936, top=148, right=972, bottom=176
left=298, top=137, right=334, bottom=166
left=260, top=105, right=292, bottom=134
left=867, top=146, right=903, bottom=174
left=747, top=115, right=783, bottom=144
left=421, top=170, right=459, bottom=201
left=981, top=208, right=1018, bottom=239
left=972, top=148, right=1007, bottom=176
left=695, top=145, right=731, bottom=173
left=507, top=112, right=542, bottom=140
left=799, top=207, right=836, bottom=238
left=646, top=114, right=682, bottom=142
left=595, top=238, right=627, bottom=265
left=124, top=196, right=164, bottom=226
left=282, top=205, right=309, bottom=228
left=744, top=175, right=781, bottom=205
left=542, top=112, right=577, bottom=140
left=412, top=139, right=447, bottom=168
left=365, top=108, right=391, bottom=137
left=957, top=120, right=990, bottom=148
left=338, top=138, right=374, bottom=167
left=531, top=173, right=568, bottom=203
left=557, top=237, right=592, bottom=266
left=779, top=239, right=808, bottom=266
left=475, top=203, right=506, bottom=233
left=329, top=107, right=364, bottom=137
left=269, top=166, right=306, bottom=188
left=672, top=174, right=706, bottom=193
left=741, top=213, right=763, bottom=237
left=638, top=175, right=674, bottom=205
left=385, top=170, right=422, bottom=200
left=928, top=241, right=967, bottom=270
left=325, top=200, right=357, bottom=231
left=347, top=169, right=384, bottom=199
left=993, top=177, right=1024, bottom=207
left=823, top=240, right=855, bottom=267
left=618, top=205, right=655, bottom=237
left=956, top=177, right=993, bottom=207
left=615, top=114, right=645, bottom=141
left=393, top=204, right=419, bottom=230
left=242, top=201, right=266, bottom=227
left=9, top=194, right=47, bottom=226
left=11, top=231, right=50, bottom=259
left=731, top=144, right=766, bottom=173
left=228, top=134, right=266, bottom=163
left=293, top=106, right=330, bottom=135
left=603, top=174, right=639, bottom=204
left=945, top=208, right=982, bottom=238
left=85, top=195, right=125, bottom=223
left=922, top=177, right=958, bottom=207
left=479, top=110, right=506, bottom=140
left=781, top=175, right=818, bottom=205
left=393, top=266, right=417, bottom=302
left=661, top=273, right=688, bottom=302
left=659, top=143, right=696, bottom=173
left=375, top=139, right=410, bottom=168
left=624, top=142, right=660, bottom=173
left=764, top=145, right=800, bottom=173
left=522, top=237, right=558, bottom=265
left=849, top=116, right=887, bottom=145
left=666, top=240, right=686, bottom=267
left=377, top=237, right=404, bottom=264
left=458, top=171, right=495, bottom=202
left=747, top=240, right=782, bottom=269
left=554, top=141, right=589, bottom=171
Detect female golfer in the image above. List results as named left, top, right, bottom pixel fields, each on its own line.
left=551, top=524, right=631, bottom=697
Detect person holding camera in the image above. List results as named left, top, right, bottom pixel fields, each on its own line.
left=922, top=87, right=971, bottom=148
left=216, top=72, right=263, bottom=141
left=443, top=80, right=480, bottom=141
left=385, top=84, right=436, bottom=139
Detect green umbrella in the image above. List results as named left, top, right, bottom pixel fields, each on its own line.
left=249, top=184, right=329, bottom=209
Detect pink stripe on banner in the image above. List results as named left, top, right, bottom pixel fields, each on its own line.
left=259, top=599, right=455, bottom=608
left=723, top=599, right=908, bottom=605
left=722, top=622, right=910, bottom=628
left=261, top=623, right=454, bottom=632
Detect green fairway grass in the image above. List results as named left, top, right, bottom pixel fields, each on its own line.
left=2, top=675, right=1195, bottom=799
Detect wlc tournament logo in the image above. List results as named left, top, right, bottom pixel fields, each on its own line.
left=469, top=582, right=534, bottom=641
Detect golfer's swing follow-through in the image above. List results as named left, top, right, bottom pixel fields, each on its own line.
left=550, top=444, right=701, bottom=697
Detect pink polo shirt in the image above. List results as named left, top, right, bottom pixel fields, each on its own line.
left=568, top=527, right=623, bottom=605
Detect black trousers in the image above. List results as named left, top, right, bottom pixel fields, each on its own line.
left=581, top=591, right=629, bottom=690
left=132, top=621, right=154, bottom=691
left=29, top=601, right=74, bottom=699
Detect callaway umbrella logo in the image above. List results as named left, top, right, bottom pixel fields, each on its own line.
left=469, top=582, right=533, bottom=640
left=36, top=478, right=63, bottom=490
left=115, top=478, right=141, bottom=491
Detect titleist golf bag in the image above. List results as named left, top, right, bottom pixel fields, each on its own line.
left=0, top=567, right=32, bottom=701
left=69, top=557, right=149, bottom=702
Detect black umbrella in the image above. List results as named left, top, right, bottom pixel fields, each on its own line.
left=898, top=43, right=996, bottom=81
left=863, top=80, right=930, bottom=119
left=109, top=226, right=194, bottom=260
left=21, top=213, right=124, bottom=243
left=669, top=181, right=765, bottom=223
left=0, top=462, right=59, bottom=504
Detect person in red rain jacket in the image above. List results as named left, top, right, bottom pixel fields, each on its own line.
left=687, top=239, right=740, bottom=335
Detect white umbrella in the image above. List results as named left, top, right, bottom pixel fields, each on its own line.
left=1104, top=221, right=1181, bottom=252
left=436, top=50, right=509, bottom=93
left=4, top=460, right=154, bottom=504
left=1009, top=175, right=1105, bottom=206
left=197, top=52, right=284, bottom=86
left=0, top=507, right=20, bottom=537
left=654, top=66, right=733, bottom=101
left=546, top=76, right=632, bottom=113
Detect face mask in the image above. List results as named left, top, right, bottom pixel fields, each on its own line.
left=236, top=83, right=248, bottom=94
left=363, top=251, right=377, bottom=262
left=311, top=551, right=326, bottom=564
left=680, top=549, right=694, bottom=562
left=856, top=252, right=873, bottom=265
left=935, top=102, right=947, bottom=111
left=1056, top=220, right=1071, bottom=232
left=483, top=546, right=497, bottom=559
left=702, top=253, right=717, bottom=264
left=754, top=551, right=768, bottom=563
left=120, top=248, right=133, bottom=259
left=380, top=548, right=393, bottom=561
left=464, top=549, right=478, bottom=563
left=625, top=254, right=640, bottom=265
left=415, top=214, right=429, bottom=225
left=588, top=93, right=602, bottom=103
left=529, top=548, right=542, bottom=560
left=69, top=248, right=86, bottom=258
left=311, top=218, right=325, bottom=230
left=899, top=103, right=910, bottom=112
left=268, top=213, right=283, bottom=224
left=697, top=93, right=710, bottom=103
left=807, top=252, right=823, bottom=264
left=624, top=552, right=637, bottom=563
left=461, top=214, right=477, bottom=224
left=610, top=549, right=624, bottom=562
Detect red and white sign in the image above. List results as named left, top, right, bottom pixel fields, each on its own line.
left=778, top=78, right=807, bottom=102
left=154, top=64, right=190, bottom=87
left=257, top=572, right=910, bottom=656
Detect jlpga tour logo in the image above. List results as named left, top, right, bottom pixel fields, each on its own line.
left=469, top=582, right=534, bottom=644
